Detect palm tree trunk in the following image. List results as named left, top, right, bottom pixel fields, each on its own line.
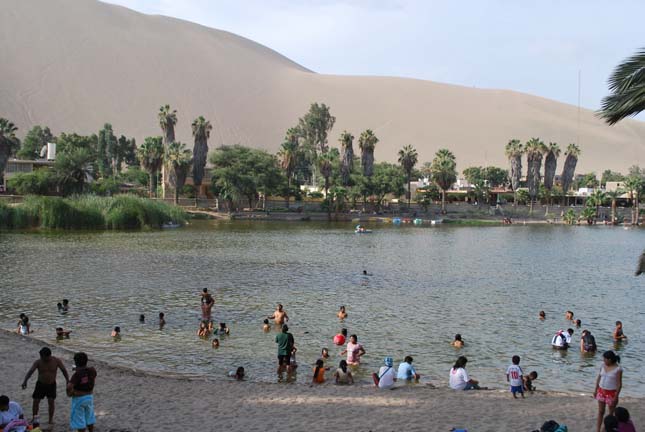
left=441, top=190, right=446, bottom=214
left=529, top=199, right=534, bottom=214
left=611, top=199, right=616, bottom=224
left=174, top=184, right=179, bottom=205
left=407, top=175, right=411, bottom=210
left=286, top=177, right=291, bottom=210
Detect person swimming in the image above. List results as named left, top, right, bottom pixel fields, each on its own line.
left=229, top=366, right=245, bottom=380
left=217, top=322, right=230, bottom=336
left=159, top=312, right=166, bottom=330
left=262, top=319, right=271, bottom=332
left=111, top=326, right=121, bottom=340
left=452, top=334, right=464, bottom=348
left=56, top=327, right=71, bottom=340
left=337, top=306, right=347, bottom=320
left=139, top=314, right=145, bottom=323
left=212, top=338, right=220, bottom=348
left=539, top=311, right=546, bottom=320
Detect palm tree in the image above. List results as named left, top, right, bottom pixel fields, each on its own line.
left=191, top=116, right=212, bottom=196
left=560, top=143, right=581, bottom=205
left=605, top=190, right=622, bottom=224
left=0, top=118, right=19, bottom=181
left=525, top=138, right=546, bottom=213
left=504, top=139, right=523, bottom=206
left=166, top=141, right=193, bottom=204
left=398, top=144, right=418, bottom=209
left=588, top=189, right=606, bottom=219
left=358, top=129, right=378, bottom=209
left=158, top=105, right=178, bottom=199
left=318, top=152, right=334, bottom=221
left=430, top=149, right=457, bottom=214
left=55, top=147, right=93, bottom=194
left=623, top=176, right=643, bottom=225
left=339, top=131, right=354, bottom=186
left=137, top=136, right=164, bottom=197
left=599, top=48, right=645, bottom=125
left=543, top=142, right=560, bottom=192
left=277, top=129, right=299, bottom=209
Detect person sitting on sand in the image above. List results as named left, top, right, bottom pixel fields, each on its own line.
left=268, top=304, right=289, bottom=325
left=56, top=327, right=72, bottom=340
left=333, top=328, right=347, bottom=346
left=212, top=338, right=219, bottom=348
left=580, top=329, right=597, bottom=353
left=613, top=321, right=627, bottom=341
left=449, top=356, right=481, bottom=390
left=340, top=335, right=365, bottom=366
left=397, top=356, right=420, bottom=382
left=228, top=367, right=245, bottom=381
left=111, top=326, right=121, bottom=340
left=614, top=407, right=636, bottom=432
left=0, top=395, right=27, bottom=432
left=551, top=329, right=573, bottom=350
left=337, top=305, right=347, bottom=320
left=158, top=312, right=166, bottom=330
left=523, top=371, right=538, bottom=392
left=539, top=311, right=546, bottom=320
left=216, top=322, right=230, bottom=336
left=311, top=359, right=325, bottom=385
left=452, top=334, right=464, bottom=348
left=197, top=321, right=210, bottom=338
left=374, top=357, right=397, bottom=389
left=262, top=319, right=271, bottom=332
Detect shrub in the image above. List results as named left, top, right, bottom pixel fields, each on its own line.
left=7, top=170, right=57, bottom=195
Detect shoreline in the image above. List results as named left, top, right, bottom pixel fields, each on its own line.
left=2, top=330, right=643, bottom=431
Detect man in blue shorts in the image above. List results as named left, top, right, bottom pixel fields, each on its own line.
left=66, top=352, right=97, bottom=432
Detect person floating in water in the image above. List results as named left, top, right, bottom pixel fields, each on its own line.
left=212, top=338, right=219, bottom=348
left=158, top=312, right=166, bottom=330
left=452, top=334, right=464, bottom=348
left=337, top=306, right=347, bottom=320
left=539, top=311, right=546, bottom=320
left=229, top=367, right=245, bottom=381
left=197, top=321, right=210, bottom=338
left=216, top=323, right=230, bottom=336
left=565, top=310, right=575, bottom=322
left=111, top=326, right=121, bottom=340
left=56, top=327, right=71, bottom=340
left=268, top=304, right=289, bottom=325
left=139, top=314, right=145, bottom=324
left=613, top=321, right=627, bottom=342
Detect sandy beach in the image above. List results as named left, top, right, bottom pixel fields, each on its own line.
left=1, top=330, right=642, bottom=432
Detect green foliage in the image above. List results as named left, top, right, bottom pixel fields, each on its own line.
left=371, top=162, right=406, bottom=209
left=573, top=173, right=598, bottom=189
left=89, top=177, right=121, bottom=196
left=599, top=48, right=645, bottom=125
left=298, top=103, right=336, bottom=155
left=121, top=166, right=149, bottom=187
left=17, top=126, right=55, bottom=160
left=601, top=169, right=625, bottom=186
left=1, top=195, right=185, bottom=230
left=97, top=123, right=117, bottom=177
left=1, top=118, right=20, bottom=180
left=463, top=166, right=509, bottom=188
left=563, top=209, right=577, bottom=225
left=515, top=189, right=530, bottom=205
left=7, top=170, right=57, bottom=195
left=55, top=147, right=95, bottom=195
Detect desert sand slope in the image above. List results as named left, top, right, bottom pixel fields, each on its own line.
left=1, top=0, right=644, bottom=172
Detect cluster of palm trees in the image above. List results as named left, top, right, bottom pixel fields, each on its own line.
left=0, top=118, right=20, bottom=183
left=504, top=138, right=581, bottom=213
left=136, top=105, right=212, bottom=203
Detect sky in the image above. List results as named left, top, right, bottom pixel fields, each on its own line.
left=103, top=0, right=644, bottom=115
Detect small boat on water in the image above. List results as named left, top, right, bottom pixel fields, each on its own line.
left=430, top=219, right=443, bottom=225
left=161, top=222, right=182, bottom=229
left=355, top=224, right=372, bottom=234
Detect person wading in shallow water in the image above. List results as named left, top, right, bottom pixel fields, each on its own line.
left=21, top=347, right=69, bottom=425
left=268, top=304, right=289, bottom=325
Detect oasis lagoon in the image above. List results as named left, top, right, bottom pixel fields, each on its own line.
left=1, top=221, right=643, bottom=396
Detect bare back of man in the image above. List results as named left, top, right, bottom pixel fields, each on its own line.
left=22, top=348, right=69, bottom=425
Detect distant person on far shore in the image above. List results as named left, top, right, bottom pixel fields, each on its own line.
left=158, top=313, right=165, bottom=330
left=67, top=352, right=97, bottom=432
left=21, top=347, right=70, bottom=425
left=580, top=329, right=597, bottom=353
left=262, top=319, right=270, bottom=332
left=452, top=334, right=464, bottom=348
left=539, top=311, right=546, bottom=320
left=613, top=321, right=627, bottom=342
left=449, top=356, right=481, bottom=390
left=268, top=304, right=289, bottom=325
left=110, top=327, right=121, bottom=340
left=337, top=306, right=347, bottom=320
left=397, top=356, right=420, bottom=382
left=506, top=355, right=524, bottom=399
left=594, top=351, right=622, bottom=432
left=340, top=335, right=365, bottom=366
left=334, top=360, right=354, bottom=385
left=523, top=371, right=538, bottom=392
left=56, top=327, right=72, bottom=340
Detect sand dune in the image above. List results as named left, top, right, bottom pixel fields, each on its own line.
left=1, top=0, right=644, bottom=172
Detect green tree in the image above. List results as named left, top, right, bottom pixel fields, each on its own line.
left=0, top=118, right=20, bottom=183
left=605, top=189, right=622, bottom=224
left=371, top=163, right=405, bottom=211
left=504, top=139, right=524, bottom=205
left=483, top=166, right=509, bottom=187
left=600, top=169, right=624, bottom=186
left=560, top=143, right=581, bottom=204
left=137, top=136, right=164, bottom=197
left=17, top=126, right=55, bottom=160
left=97, top=123, right=117, bottom=178
left=599, top=48, right=645, bottom=125
left=398, top=144, right=418, bottom=209
left=581, top=206, right=596, bottom=225
left=358, top=129, right=378, bottom=209
left=318, top=152, right=334, bottom=220
left=166, top=141, right=193, bottom=204
left=587, top=189, right=605, bottom=218
left=623, top=176, right=643, bottom=225
left=7, top=170, right=57, bottom=195
left=298, top=103, right=336, bottom=156
left=525, top=137, right=546, bottom=213
left=543, top=142, right=560, bottom=193
left=339, top=131, right=354, bottom=186
left=191, top=116, right=212, bottom=194
left=430, top=149, right=457, bottom=214
left=55, top=147, right=94, bottom=194
left=277, top=128, right=300, bottom=209
left=563, top=208, right=577, bottom=225
left=158, top=104, right=178, bottom=197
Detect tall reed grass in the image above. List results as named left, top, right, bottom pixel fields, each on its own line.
left=0, top=195, right=186, bottom=230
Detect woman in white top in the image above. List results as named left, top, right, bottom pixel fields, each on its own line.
left=334, top=360, right=354, bottom=385
left=449, top=356, right=481, bottom=390
left=593, top=350, right=622, bottom=432
left=375, top=357, right=397, bottom=389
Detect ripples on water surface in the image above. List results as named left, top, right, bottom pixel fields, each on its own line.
left=1, top=221, right=643, bottom=395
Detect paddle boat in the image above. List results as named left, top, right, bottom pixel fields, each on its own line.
left=354, top=224, right=372, bottom=234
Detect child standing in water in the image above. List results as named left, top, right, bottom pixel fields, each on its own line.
left=452, top=334, right=464, bottom=348
left=337, top=306, right=347, bottom=320
left=613, top=321, right=627, bottom=341
left=262, top=319, right=271, bottom=332
left=340, top=335, right=365, bottom=365
left=311, top=359, right=325, bottom=385
left=594, top=351, right=622, bottom=432
left=506, top=355, right=524, bottom=399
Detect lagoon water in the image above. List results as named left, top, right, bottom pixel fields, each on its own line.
left=1, top=221, right=644, bottom=395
